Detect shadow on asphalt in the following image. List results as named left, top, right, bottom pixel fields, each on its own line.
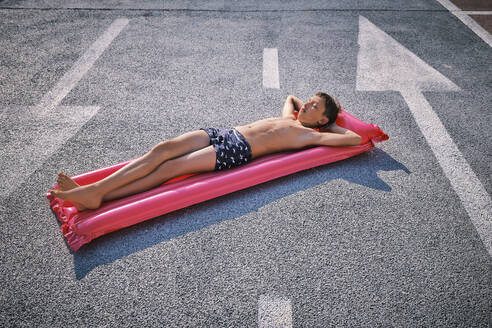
left=71, top=147, right=410, bottom=279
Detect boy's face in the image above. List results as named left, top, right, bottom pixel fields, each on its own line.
left=298, top=95, right=328, bottom=127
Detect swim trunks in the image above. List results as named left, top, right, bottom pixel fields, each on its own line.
left=200, top=127, right=252, bottom=171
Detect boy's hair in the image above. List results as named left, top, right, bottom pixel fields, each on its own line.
left=315, top=92, right=341, bottom=126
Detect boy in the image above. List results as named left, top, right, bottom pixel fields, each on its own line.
left=51, top=93, right=362, bottom=211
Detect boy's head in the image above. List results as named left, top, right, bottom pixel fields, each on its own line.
left=298, top=92, right=341, bottom=128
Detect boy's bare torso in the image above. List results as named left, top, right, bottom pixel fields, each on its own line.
left=235, top=117, right=314, bottom=159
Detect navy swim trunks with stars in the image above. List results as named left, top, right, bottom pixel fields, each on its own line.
left=200, top=127, right=252, bottom=171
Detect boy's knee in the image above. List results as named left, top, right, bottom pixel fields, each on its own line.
left=155, top=158, right=181, bottom=177
left=150, top=140, right=170, bottom=154
left=147, top=140, right=176, bottom=162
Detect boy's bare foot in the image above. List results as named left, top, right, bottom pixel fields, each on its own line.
left=57, top=172, right=80, bottom=191
left=50, top=184, right=103, bottom=211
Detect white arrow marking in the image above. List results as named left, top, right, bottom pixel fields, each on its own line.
left=263, top=48, right=280, bottom=89
left=356, top=16, right=460, bottom=93
left=0, top=18, right=128, bottom=197
left=357, top=16, right=491, bottom=255
left=258, top=295, right=292, bottom=328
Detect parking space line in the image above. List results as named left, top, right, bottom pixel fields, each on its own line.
left=0, top=18, right=129, bottom=197
left=435, top=0, right=491, bottom=47
left=263, top=48, right=280, bottom=89
left=37, top=18, right=129, bottom=115
left=402, top=89, right=492, bottom=256
left=357, top=15, right=492, bottom=256
left=461, top=11, right=492, bottom=15
left=258, top=295, right=292, bottom=328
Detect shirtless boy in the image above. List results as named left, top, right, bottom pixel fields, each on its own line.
left=51, top=92, right=362, bottom=211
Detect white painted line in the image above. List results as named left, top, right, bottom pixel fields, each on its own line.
left=263, top=48, right=280, bottom=89
left=37, top=18, right=129, bottom=115
left=357, top=16, right=492, bottom=256
left=435, top=0, right=492, bottom=47
left=401, top=89, right=492, bottom=255
left=0, top=18, right=129, bottom=197
left=258, top=295, right=292, bottom=328
left=0, top=106, right=100, bottom=197
left=435, top=0, right=464, bottom=11
left=461, top=11, right=492, bottom=15
left=453, top=12, right=492, bottom=47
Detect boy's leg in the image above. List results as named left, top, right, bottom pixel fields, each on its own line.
left=50, top=130, right=211, bottom=210
left=93, top=130, right=211, bottom=194
left=103, top=145, right=217, bottom=201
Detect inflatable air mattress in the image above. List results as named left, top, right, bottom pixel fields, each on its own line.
left=46, top=110, right=388, bottom=251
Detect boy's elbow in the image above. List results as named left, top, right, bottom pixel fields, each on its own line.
left=344, top=133, right=362, bottom=146
left=353, top=134, right=362, bottom=145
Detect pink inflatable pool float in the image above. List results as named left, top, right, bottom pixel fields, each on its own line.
left=46, top=109, right=388, bottom=251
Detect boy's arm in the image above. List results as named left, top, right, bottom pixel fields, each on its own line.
left=282, top=95, right=304, bottom=119
left=304, top=123, right=362, bottom=147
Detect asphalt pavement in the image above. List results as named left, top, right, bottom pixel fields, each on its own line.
left=0, top=1, right=490, bottom=327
